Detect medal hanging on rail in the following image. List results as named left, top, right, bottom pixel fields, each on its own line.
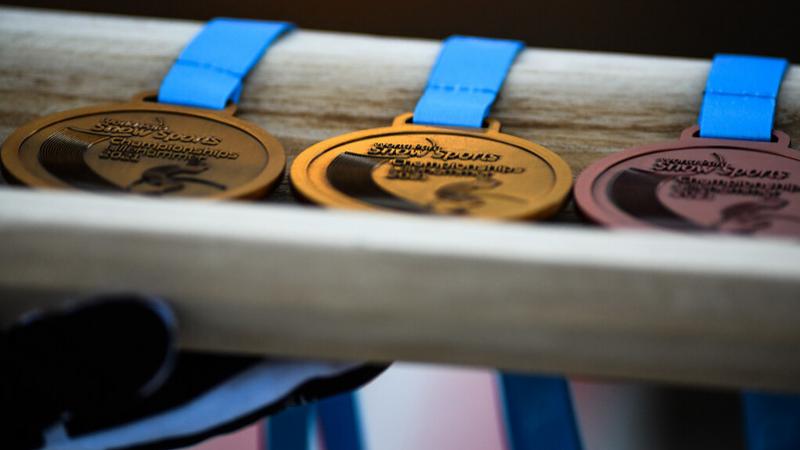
left=1, top=19, right=292, bottom=199
left=291, top=36, right=572, bottom=220
left=575, top=55, right=800, bottom=237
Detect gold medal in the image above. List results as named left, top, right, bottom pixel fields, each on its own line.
left=291, top=113, right=572, bottom=220
left=1, top=93, right=285, bottom=199
left=3, top=18, right=294, bottom=199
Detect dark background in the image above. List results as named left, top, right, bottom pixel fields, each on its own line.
left=4, top=0, right=796, bottom=60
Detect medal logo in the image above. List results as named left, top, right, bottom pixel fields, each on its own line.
left=291, top=114, right=572, bottom=220
left=36, top=118, right=231, bottom=194
left=575, top=126, right=800, bottom=237
left=1, top=95, right=286, bottom=199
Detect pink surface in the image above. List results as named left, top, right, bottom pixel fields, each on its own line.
left=185, top=363, right=506, bottom=450
left=188, top=422, right=261, bottom=450
left=359, top=363, right=507, bottom=450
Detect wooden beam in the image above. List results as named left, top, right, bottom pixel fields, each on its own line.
left=1, top=187, right=799, bottom=392
left=2, top=7, right=799, bottom=222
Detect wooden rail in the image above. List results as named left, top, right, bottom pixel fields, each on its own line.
left=3, top=6, right=800, bottom=222
left=1, top=188, right=800, bottom=392
left=1, top=7, right=800, bottom=392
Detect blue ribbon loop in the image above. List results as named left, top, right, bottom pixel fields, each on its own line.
left=743, top=391, right=800, bottom=450
left=413, top=35, right=524, bottom=128
left=158, top=18, right=294, bottom=110
left=499, top=373, right=583, bottom=450
left=266, top=404, right=313, bottom=450
left=318, top=394, right=365, bottom=450
left=699, top=54, right=788, bottom=141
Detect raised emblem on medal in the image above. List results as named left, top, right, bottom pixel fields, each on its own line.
left=291, top=113, right=572, bottom=220
left=1, top=92, right=285, bottom=199
left=575, top=126, right=800, bottom=236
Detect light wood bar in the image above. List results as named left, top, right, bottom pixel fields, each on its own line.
left=1, top=188, right=799, bottom=392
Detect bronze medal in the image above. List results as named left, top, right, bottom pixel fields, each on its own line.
left=1, top=93, right=285, bottom=199
left=574, top=126, right=800, bottom=237
left=291, top=113, right=572, bottom=220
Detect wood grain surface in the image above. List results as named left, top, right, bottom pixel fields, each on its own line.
left=1, top=7, right=800, bottom=392
left=3, top=6, right=800, bottom=222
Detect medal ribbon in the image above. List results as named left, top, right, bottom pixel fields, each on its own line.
left=500, top=374, right=583, bottom=450
left=158, top=18, right=294, bottom=110
left=699, top=54, right=788, bottom=141
left=413, top=36, right=524, bottom=127
left=703, top=55, right=800, bottom=450
left=744, top=391, right=800, bottom=450
left=413, top=35, right=582, bottom=450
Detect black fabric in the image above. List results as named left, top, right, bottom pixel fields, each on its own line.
left=114, top=362, right=387, bottom=450
left=1, top=294, right=388, bottom=450
left=67, top=350, right=386, bottom=439
left=65, top=352, right=262, bottom=435
left=0, top=294, right=176, bottom=450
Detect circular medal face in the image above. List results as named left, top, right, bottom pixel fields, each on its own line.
left=1, top=94, right=285, bottom=199
left=575, top=126, right=800, bottom=237
left=290, top=114, right=572, bottom=220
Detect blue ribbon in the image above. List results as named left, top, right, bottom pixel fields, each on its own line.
left=414, top=34, right=581, bottom=450
left=265, top=394, right=364, bottom=450
left=499, top=373, right=583, bottom=450
left=318, top=394, right=365, bottom=450
left=158, top=18, right=294, bottom=110
left=701, top=54, right=800, bottom=450
left=743, top=391, right=800, bottom=450
left=266, top=404, right=313, bottom=450
left=699, top=54, right=788, bottom=141
left=413, top=35, right=524, bottom=128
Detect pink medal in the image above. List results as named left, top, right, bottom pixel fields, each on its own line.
left=575, top=55, right=800, bottom=237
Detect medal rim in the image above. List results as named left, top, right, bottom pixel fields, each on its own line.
left=1, top=100, right=287, bottom=200
left=574, top=125, right=799, bottom=228
left=289, top=114, right=573, bottom=220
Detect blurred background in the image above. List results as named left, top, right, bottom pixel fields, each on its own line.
left=193, top=363, right=747, bottom=450
left=5, top=0, right=796, bottom=60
